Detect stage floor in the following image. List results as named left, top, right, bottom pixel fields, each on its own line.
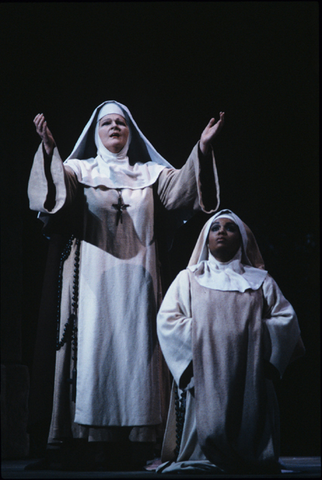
left=1, top=457, right=321, bottom=479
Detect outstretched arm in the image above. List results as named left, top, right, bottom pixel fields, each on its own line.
left=29, top=114, right=78, bottom=214
left=34, top=113, right=56, bottom=156
left=199, top=112, right=225, bottom=155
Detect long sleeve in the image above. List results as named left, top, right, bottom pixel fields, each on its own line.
left=157, top=270, right=193, bottom=387
left=156, top=142, right=220, bottom=214
left=28, top=143, right=79, bottom=214
left=262, top=274, right=305, bottom=377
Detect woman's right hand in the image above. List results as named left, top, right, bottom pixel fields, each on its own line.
left=33, top=113, right=56, bottom=156
left=199, top=112, right=225, bottom=155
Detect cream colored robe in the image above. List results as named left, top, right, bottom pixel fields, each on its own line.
left=28, top=142, right=219, bottom=442
left=157, top=268, right=304, bottom=472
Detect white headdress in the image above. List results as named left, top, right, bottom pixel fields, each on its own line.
left=187, top=209, right=267, bottom=292
left=64, top=101, right=172, bottom=189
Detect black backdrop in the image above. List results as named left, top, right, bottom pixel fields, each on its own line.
left=1, top=2, right=319, bottom=456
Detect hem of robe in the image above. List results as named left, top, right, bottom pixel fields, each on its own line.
left=156, top=459, right=282, bottom=475
left=48, top=424, right=160, bottom=443
left=156, top=460, right=224, bottom=474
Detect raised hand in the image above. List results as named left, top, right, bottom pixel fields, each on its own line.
left=33, top=113, right=56, bottom=156
left=200, top=112, right=225, bottom=155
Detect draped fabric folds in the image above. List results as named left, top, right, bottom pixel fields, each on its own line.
left=27, top=100, right=221, bottom=447
left=157, top=210, right=305, bottom=473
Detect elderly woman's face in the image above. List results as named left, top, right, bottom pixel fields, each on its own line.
left=98, top=114, right=130, bottom=153
left=208, top=217, right=242, bottom=262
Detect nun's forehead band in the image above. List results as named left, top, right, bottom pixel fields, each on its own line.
left=211, top=214, right=237, bottom=224
left=97, top=103, right=126, bottom=122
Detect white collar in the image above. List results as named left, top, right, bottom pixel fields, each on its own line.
left=188, top=248, right=267, bottom=292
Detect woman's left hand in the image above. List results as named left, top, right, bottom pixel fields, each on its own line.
left=200, top=112, right=225, bottom=155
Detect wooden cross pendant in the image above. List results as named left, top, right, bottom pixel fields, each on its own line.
left=112, top=190, right=130, bottom=225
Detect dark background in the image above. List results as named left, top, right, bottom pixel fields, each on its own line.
left=1, top=2, right=319, bottom=456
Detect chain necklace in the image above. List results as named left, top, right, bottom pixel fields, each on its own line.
left=174, top=384, right=187, bottom=458
left=56, top=234, right=80, bottom=402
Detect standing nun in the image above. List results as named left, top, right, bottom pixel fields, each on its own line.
left=157, top=209, right=305, bottom=474
left=27, top=101, right=224, bottom=469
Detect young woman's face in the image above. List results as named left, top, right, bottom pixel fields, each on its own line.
left=208, top=217, right=242, bottom=262
left=98, top=114, right=130, bottom=153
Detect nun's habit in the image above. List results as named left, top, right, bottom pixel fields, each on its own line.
left=156, top=210, right=305, bottom=473
left=27, top=101, right=220, bottom=446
